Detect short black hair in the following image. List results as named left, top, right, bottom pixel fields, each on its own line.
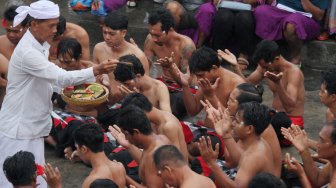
left=104, top=11, right=128, bottom=30
left=270, top=112, right=291, bottom=141
left=236, top=83, right=263, bottom=104
left=3, top=151, right=36, bottom=186
left=89, top=179, right=118, bottom=188
left=57, top=38, right=82, bottom=60
left=148, top=8, right=175, bottom=33
left=189, top=47, right=220, bottom=74
left=321, top=67, right=336, bottom=95
left=248, top=172, right=286, bottom=188
left=122, top=93, right=153, bottom=112
left=327, top=120, right=336, bottom=144
left=252, top=40, right=281, bottom=64
left=73, top=123, right=104, bottom=153
left=237, top=102, right=274, bottom=135
left=4, top=5, right=29, bottom=26
left=56, top=15, right=66, bottom=36
left=153, top=145, right=186, bottom=169
left=114, top=55, right=144, bottom=82
left=117, top=105, right=153, bottom=135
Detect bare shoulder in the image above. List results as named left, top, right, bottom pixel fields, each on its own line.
left=93, top=42, right=106, bottom=52
left=82, top=174, right=99, bottom=188
left=66, top=23, right=89, bottom=38
left=181, top=175, right=216, bottom=188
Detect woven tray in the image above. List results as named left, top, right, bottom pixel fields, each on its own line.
left=61, top=83, right=109, bottom=107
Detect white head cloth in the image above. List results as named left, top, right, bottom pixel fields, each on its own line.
left=13, top=0, right=60, bottom=27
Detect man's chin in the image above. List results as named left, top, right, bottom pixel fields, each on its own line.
left=155, top=42, right=163, bottom=46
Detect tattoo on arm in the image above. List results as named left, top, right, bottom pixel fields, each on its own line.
left=180, top=44, right=195, bottom=73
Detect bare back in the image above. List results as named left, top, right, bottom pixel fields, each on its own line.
left=83, top=160, right=126, bottom=188
left=181, top=173, right=216, bottom=188
left=235, top=139, right=275, bottom=187
left=268, top=64, right=305, bottom=116
left=139, top=135, right=171, bottom=188
left=260, top=125, right=282, bottom=177
left=153, top=110, right=188, bottom=161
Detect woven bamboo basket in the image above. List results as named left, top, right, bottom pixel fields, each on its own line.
left=61, top=83, right=109, bottom=107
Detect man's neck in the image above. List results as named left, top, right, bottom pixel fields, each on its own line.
left=329, top=105, right=336, bottom=118
left=138, top=75, right=153, bottom=92
left=109, top=40, right=127, bottom=52
left=89, top=152, right=110, bottom=168
left=276, top=56, right=290, bottom=73
left=174, top=166, right=194, bottom=187
left=141, top=134, right=158, bottom=150
left=240, top=134, right=260, bottom=148
left=15, top=184, right=36, bottom=188
left=30, top=29, right=44, bottom=45
left=163, top=30, right=177, bottom=47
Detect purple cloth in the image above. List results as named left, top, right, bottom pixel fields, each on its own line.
left=103, top=0, right=127, bottom=11
left=179, top=2, right=215, bottom=45
left=254, top=5, right=321, bottom=41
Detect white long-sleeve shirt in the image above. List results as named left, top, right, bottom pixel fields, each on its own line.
left=0, top=30, right=95, bottom=139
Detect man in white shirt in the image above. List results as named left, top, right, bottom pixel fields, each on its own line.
left=0, top=1, right=117, bottom=187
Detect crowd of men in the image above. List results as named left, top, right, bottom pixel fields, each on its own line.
left=0, top=0, right=335, bottom=188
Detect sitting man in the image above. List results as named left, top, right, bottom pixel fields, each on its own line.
left=73, top=123, right=126, bottom=188
left=122, top=93, right=188, bottom=161
left=223, top=40, right=305, bottom=130
left=254, top=0, right=330, bottom=65
left=3, top=151, right=61, bottom=188
left=0, top=5, right=29, bottom=60
left=144, top=8, right=196, bottom=118
left=94, top=11, right=150, bottom=104
left=153, top=145, right=216, bottom=188
left=319, top=68, right=336, bottom=121
left=49, top=15, right=91, bottom=63
left=199, top=102, right=276, bottom=187
left=282, top=121, right=336, bottom=187
left=109, top=105, right=171, bottom=188
left=165, top=46, right=244, bottom=119
left=164, top=0, right=216, bottom=48
left=114, top=55, right=171, bottom=112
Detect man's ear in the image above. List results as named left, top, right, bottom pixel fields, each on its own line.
left=121, top=29, right=127, bottom=37
left=274, top=56, right=280, bottom=62
left=80, top=145, right=89, bottom=153
left=246, top=125, right=254, bottom=135
left=132, top=129, right=140, bottom=135
left=135, top=74, right=142, bottom=79
left=212, top=65, right=219, bottom=70
left=164, top=165, right=173, bottom=175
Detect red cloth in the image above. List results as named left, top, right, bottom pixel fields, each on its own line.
left=207, top=132, right=226, bottom=157
left=196, top=157, right=211, bottom=177
left=156, top=77, right=198, bottom=94
left=179, top=121, right=194, bottom=144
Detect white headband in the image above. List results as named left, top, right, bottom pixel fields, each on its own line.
left=13, top=0, right=60, bottom=27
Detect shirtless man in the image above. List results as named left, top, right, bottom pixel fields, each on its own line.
left=114, top=55, right=171, bottom=112
left=73, top=123, right=126, bottom=188
left=199, top=102, right=276, bottom=188
left=122, top=93, right=188, bottom=161
left=282, top=121, right=336, bottom=187
left=320, top=68, right=336, bottom=121
left=49, top=15, right=90, bottom=62
left=0, top=5, right=29, bottom=60
left=222, top=40, right=305, bottom=128
left=109, top=105, right=171, bottom=188
left=153, top=145, right=216, bottom=188
left=204, top=83, right=281, bottom=176
left=144, top=8, right=195, bottom=79
left=164, top=47, right=244, bottom=117
left=93, top=11, right=150, bottom=104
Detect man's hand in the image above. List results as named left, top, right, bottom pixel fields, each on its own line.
left=109, top=125, right=132, bottom=149
left=198, top=78, right=220, bottom=97
left=281, top=124, right=309, bottom=153
left=213, top=107, right=233, bottom=137
left=118, top=85, right=139, bottom=95
left=201, top=99, right=221, bottom=124
left=198, top=136, right=219, bottom=165
left=43, top=163, right=62, bottom=188
left=264, top=71, right=283, bottom=83
left=96, top=74, right=110, bottom=89
left=0, top=76, right=7, bottom=87
left=156, top=52, right=175, bottom=69
left=170, top=63, right=190, bottom=87
left=93, top=59, right=119, bottom=76
left=218, top=49, right=239, bottom=68
left=284, top=153, right=305, bottom=176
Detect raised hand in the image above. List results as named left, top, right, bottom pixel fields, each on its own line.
left=201, top=99, right=221, bottom=124
left=213, top=107, right=233, bottom=137
left=94, top=59, right=119, bottom=75
left=284, top=153, right=305, bottom=176
left=43, top=163, right=62, bottom=188
left=170, top=63, right=190, bottom=87
left=218, top=49, right=239, bottom=67
left=198, top=78, right=220, bottom=97
left=281, top=124, right=309, bottom=153
left=156, top=52, right=175, bottom=69
left=198, top=136, right=219, bottom=164
left=264, top=71, right=283, bottom=83
left=109, top=125, right=131, bottom=149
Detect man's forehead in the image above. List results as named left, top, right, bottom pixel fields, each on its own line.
left=149, top=23, right=162, bottom=32
left=4, top=20, right=20, bottom=29
left=102, top=26, right=119, bottom=32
